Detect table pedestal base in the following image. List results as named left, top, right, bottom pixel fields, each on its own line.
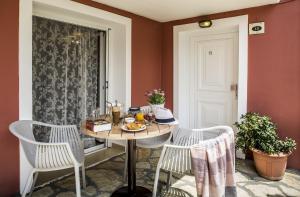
left=111, top=186, right=152, bottom=197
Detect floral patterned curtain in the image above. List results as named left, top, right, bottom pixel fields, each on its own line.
left=32, top=16, right=106, bottom=143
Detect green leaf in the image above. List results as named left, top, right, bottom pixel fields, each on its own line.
left=235, top=112, right=296, bottom=154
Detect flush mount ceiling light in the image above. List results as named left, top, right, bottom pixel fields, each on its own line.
left=199, top=20, right=213, bottom=28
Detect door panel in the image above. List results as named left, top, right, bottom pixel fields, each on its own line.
left=199, top=42, right=226, bottom=90
left=198, top=100, right=226, bottom=127
left=190, top=33, right=238, bottom=128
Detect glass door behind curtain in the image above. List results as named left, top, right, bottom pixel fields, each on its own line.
left=32, top=16, right=107, bottom=150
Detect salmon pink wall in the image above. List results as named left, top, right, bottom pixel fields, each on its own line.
left=162, top=0, right=300, bottom=169
left=0, top=0, right=299, bottom=195
left=0, top=0, right=20, bottom=196
left=0, top=0, right=163, bottom=195
left=74, top=0, right=163, bottom=107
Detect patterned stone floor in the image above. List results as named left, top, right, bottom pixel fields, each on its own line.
left=32, top=148, right=300, bottom=197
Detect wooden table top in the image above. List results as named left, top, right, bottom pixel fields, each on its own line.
left=82, top=122, right=174, bottom=140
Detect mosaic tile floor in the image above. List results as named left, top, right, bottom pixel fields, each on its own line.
left=32, top=148, right=300, bottom=197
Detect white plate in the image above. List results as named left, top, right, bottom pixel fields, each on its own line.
left=121, top=124, right=146, bottom=132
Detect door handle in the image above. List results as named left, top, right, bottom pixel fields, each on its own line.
left=230, top=84, right=238, bottom=98
left=105, top=81, right=109, bottom=89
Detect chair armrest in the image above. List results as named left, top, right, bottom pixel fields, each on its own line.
left=32, top=121, right=76, bottom=128
left=163, top=143, right=191, bottom=149
left=16, top=134, right=70, bottom=146
left=192, top=126, right=233, bottom=132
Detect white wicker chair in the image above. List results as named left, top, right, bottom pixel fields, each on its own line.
left=120, top=106, right=176, bottom=181
left=152, top=126, right=231, bottom=197
left=9, top=120, right=86, bottom=197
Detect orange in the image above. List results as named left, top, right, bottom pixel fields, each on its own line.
left=135, top=112, right=144, bottom=121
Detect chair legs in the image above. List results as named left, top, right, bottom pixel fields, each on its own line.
left=123, top=144, right=128, bottom=182
left=22, top=166, right=84, bottom=197
left=74, top=166, right=81, bottom=197
left=152, top=168, right=161, bottom=197
left=22, top=171, right=34, bottom=197
left=166, top=171, right=173, bottom=191
left=28, top=172, right=39, bottom=197
left=81, top=165, right=86, bottom=189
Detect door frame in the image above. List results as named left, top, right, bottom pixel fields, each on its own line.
left=173, top=15, right=248, bottom=128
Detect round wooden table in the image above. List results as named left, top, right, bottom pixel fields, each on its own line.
left=82, top=122, right=174, bottom=197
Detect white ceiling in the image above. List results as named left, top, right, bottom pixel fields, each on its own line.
left=92, top=0, right=279, bottom=22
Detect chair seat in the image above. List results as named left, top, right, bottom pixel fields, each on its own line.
left=137, top=132, right=172, bottom=148
left=159, top=129, right=204, bottom=174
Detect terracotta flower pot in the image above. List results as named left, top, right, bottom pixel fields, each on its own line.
left=251, top=148, right=290, bottom=180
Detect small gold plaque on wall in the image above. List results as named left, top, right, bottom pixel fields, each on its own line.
left=249, top=22, right=265, bottom=35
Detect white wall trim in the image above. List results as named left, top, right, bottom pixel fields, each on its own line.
left=173, top=15, right=248, bottom=128
left=34, top=0, right=131, bottom=25
left=33, top=3, right=110, bottom=31
left=19, top=0, right=131, bottom=192
left=19, top=0, right=33, bottom=121
left=19, top=0, right=33, bottom=194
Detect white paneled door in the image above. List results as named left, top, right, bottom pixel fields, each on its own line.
left=189, top=32, right=238, bottom=128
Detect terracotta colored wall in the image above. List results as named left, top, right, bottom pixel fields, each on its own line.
left=162, top=0, right=300, bottom=169
left=0, top=0, right=20, bottom=196
left=0, top=1, right=163, bottom=195
left=74, top=0, right=163, bottom=107
left=1, top=0, right=299, bottom=195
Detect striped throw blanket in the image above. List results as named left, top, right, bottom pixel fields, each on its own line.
left=190, top=127, right=236, bottom=197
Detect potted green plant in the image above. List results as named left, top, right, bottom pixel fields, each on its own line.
left=235, top=112, right=296, bottom=180
left=145, top=89, right=165, bottom=113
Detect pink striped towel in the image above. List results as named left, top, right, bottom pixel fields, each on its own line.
left=190, top=127, right=236, bottom=197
